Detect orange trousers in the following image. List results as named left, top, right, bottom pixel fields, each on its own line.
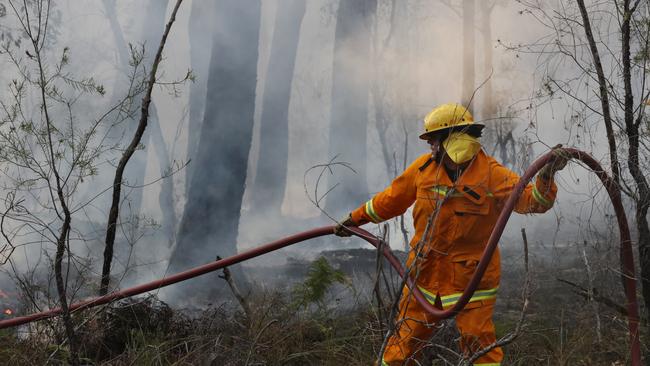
left=382, top=291, right=503, bottom=366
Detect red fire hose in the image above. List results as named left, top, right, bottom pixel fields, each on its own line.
left=0, top=149, right=641, bottom=365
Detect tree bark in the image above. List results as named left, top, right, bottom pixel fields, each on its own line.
left=168, top=0, right=261, bottom=298
left=326, top=0, right=377, bottom=216
left=250, top=0, right=306, bottom=214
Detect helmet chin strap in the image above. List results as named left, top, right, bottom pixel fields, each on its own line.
left=431, top=148, right=443, bottom=164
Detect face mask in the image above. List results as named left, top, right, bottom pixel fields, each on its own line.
left=442, top=132, right=481, bottom=164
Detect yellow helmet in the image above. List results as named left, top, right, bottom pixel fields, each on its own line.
left=419, top=103, right=484, bottom=140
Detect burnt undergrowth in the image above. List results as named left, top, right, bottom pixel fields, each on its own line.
left=0, top=251, right=646, bottom=365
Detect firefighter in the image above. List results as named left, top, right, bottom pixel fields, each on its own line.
left=334, top=103, right=568, bottom=365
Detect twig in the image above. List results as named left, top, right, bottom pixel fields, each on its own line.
left=302, top=156, right=356, bottom=222
left=373, top=224, right=388, bottom=327
left=399, top=123, right=410, bottom=252
left=556, top=278, right=628, bottom=316
left=244, top=319, right=278, bottom=366
left=581, top=240, right=602, bottom=342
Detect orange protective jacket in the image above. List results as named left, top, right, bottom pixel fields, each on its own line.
left=351, top=150, right=557, bottom=308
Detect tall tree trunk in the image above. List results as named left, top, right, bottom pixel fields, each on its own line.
left=99, top=0, right=174, bottom=294
left=250, top=0, right=306, bottom=215
left=139, top=0, right=176, bottom=246
left=103, top=0, right=146, bottom=211
left=461, top=0, right=475, bottom=106
left=123, top=0, right=171, bottom=217
left=325, top=0, right=377, bottom=216
left=185, top=0, right=214, bottom=195
left=575, top=0, right=620, bottom=184
left=169, top=0, right=261, bottom=298
left=149, top=104, right=177, bottom=247
left=103, top=0, right=130, bottom=72
left=480, top=0, right=495, bottom=119
left=479, top=1, right=499, bottom=160
left=576, top=0, right=647, bottom=350
left=372, top=0, right=396, bottom=179
left=620, top=0, right=650, bottom=341
left=99, top=0, right=184, bottom=296
left=102, top=0, right=171, bottom=215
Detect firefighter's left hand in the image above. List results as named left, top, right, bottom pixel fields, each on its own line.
left=333, top=214, right=357, bottom=237
left=539, top=144, right=570, bottom=180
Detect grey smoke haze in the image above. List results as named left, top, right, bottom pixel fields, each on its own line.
left=0, top=0, right=629, bottom=301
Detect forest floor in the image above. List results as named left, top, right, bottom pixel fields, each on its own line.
left=0, top=246, right=646, bottom=365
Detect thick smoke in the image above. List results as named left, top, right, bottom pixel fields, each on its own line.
left=0, top=0, right=628, bottom=302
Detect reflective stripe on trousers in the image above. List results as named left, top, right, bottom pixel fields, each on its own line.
left=418, top=286, right=498, bottom=308
left=381, top=356, right=501, bottom=365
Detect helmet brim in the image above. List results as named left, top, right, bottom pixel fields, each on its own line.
left=419, top=123, right=485, bottom=140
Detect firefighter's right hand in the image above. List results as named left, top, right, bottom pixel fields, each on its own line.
left=333, top=214, right=357, bottom=237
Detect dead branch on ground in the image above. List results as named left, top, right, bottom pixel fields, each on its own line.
left=555, top=278, right=628, bottom=317
left=217, top=256, right=252, bottom=318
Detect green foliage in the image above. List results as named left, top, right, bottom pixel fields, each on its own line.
left=292, top=257, right=350, bottom=309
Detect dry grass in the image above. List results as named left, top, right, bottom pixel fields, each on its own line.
left=0, top=289, right=642, bottom=365
left=0, top=250, right=646, bottom=365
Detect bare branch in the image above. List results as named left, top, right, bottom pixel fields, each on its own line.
left=576, top=0, right=621, bottom=184
left=99, top=0, right=186, bottom=296
left=556, top=277, right=628, bottom=316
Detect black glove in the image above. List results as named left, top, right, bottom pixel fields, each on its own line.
left=333, top=214, right=357, bottom=237
left=539, top=144, right=570, bottom=180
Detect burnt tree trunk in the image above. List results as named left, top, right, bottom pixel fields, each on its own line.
left=185, top=0, right=214, bottom=194
left=251, top=0, right=306, bottom=215
left=325, top=0, right=377, bottom=216
left=169, top=0, right=261, bottom=298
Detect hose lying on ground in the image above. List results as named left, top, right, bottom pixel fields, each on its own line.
left=0, top=148, right=640, bottom=365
